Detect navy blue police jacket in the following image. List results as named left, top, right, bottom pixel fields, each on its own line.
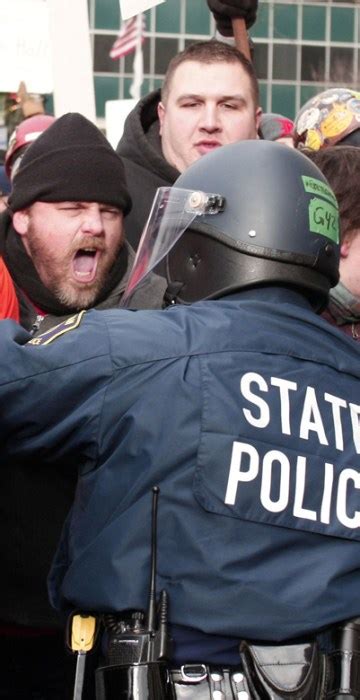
left=1, top=287, right=360, bottom=654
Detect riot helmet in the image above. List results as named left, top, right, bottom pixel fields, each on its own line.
left=294, top=88, right=360, bottom=151
left=123, top=140, right=340, bottom=311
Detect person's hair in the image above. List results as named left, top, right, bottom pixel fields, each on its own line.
left=305, top=146, right=360, bottom=242
left=161, top=40, right=259, bottom=109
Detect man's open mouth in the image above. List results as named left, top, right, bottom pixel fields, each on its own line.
left=72, top=248, right=100, bottom=283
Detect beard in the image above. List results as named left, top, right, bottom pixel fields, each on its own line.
left=52, top=272, right=108, bottom=309
left=24, top=221, right=124, bottom=310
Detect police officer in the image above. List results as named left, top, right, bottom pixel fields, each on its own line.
left=1, top=141, right=360, bottom=699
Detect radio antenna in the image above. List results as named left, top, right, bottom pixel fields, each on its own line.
left=146, top=486, right=159, bottom=635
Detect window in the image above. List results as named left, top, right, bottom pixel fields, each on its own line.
left=301, top=46, right=325, bottom=82
left=274, top=4, right=297, bottom=41
left=302, top=6, right=326, bottom=42
left=95, top=0, right=118, bottom=30
left=331, top=8, right=354, bottom=43
left=273, top=44, right=297, bottom=81
left=271, top=84, right=296, bottom=119
left=156, top=0, right=181, bottom=33
left=185, top=1, right=211, bottom=35
left=94, top=35, right=119, bottom=73
left=330, top=48, right=354, bottom=84
left=253, top=43, right=268, bottom=80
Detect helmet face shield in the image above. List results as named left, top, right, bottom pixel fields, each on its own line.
left=121, top=186, right=225, bottom=306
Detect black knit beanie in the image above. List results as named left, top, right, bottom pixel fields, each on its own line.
left=8, top=112, right=132, bottom=214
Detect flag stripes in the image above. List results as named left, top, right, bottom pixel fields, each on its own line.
left=110, top=13, right=146, bottom=60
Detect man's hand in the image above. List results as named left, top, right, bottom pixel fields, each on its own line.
left=207, top=0, right=258, bottom=35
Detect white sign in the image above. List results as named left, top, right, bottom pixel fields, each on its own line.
left=0, top=0, right=53, bottom=93
left=47, top=0, right=96, bottom=122
left=105, top=99, right=138, bottom=149
left=120, top=0, right=165, bottom=21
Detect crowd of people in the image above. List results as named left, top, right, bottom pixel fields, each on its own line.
left=1, top=1, right=360, bottom=699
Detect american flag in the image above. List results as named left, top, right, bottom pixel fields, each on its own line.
left=110, top=13, right=146, bottom=60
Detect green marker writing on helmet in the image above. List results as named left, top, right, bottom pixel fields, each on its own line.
left=301, top=176, right=339, bottom=243
left=302, top=176, right=338, bottom=207
left=308, top=198, right=339, bottom=243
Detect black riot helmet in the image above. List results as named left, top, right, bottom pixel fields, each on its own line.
left=162, top=140, right=340, bottom=311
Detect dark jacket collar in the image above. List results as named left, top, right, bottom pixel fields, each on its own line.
left=116, top=89, right=179, bottom=183
left=222, top=285, right=314, bottom=310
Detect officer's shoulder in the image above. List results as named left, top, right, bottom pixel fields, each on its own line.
left=102, top=305, right=191, bottom=360
left=27, top=311, right=87, bottom=346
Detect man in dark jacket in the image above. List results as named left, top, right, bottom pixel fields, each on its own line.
left=0, top=113, right=165, bottom=700
left=116, top=38, right=261, bottom=252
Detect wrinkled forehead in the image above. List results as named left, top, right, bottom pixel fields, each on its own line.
left=167, top=60, right=255, bottom=103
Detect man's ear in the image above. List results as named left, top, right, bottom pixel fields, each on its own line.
left=340, top=231, right=356, bottom=258
left=157, top=101, right=166, bottom=135
left=12, top=210, right=29, bottom=237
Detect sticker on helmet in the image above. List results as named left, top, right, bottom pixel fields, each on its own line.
left=305, top=129, right=323, bottom=151
left=320, top=105, right=353, bottom=139
left=308, top=198, right=339, bottom=243
left=296, top=107, right=320, bottom=135
left=348, top=98, right=360, bottom=116
left=321, top=92, right=339, bottom=105
left=301, top=176, right=339, bottom=243
left=302, top=176, right=338, bottom=207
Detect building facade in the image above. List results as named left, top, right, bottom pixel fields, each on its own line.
left=1, top=0, right=359, bottom=147
left=90, top=0, right=360, bottom=121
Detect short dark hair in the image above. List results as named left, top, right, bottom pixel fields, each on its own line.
left=305, top=146, right=360, bottom=242
left=161, top=40, right=259, bottom=109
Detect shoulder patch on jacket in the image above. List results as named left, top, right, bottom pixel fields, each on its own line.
left=28, top=311, right=86, bottom=346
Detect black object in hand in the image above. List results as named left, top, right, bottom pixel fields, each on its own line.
left=207, top=0, right=258, bottom=35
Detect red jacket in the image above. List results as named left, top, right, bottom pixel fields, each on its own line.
left=0, top=257, right=19, bottom=322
